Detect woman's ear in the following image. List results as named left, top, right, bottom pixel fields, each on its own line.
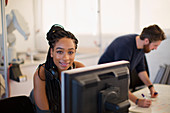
left=144, top=38, right=150, bottom=45
left=50, top=48, right=53, bottom=57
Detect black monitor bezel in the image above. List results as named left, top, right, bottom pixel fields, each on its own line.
left=61, top=61, right=130, bottom=113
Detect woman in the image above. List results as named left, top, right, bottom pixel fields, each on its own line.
left=30, top=24, right=85, bottom=113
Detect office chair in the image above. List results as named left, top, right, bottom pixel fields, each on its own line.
left=0, top=95, right=35, bottom=113
left=129, top=55, right=150, bottom=92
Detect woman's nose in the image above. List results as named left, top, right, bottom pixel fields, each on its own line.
left=63, top=53, right=69, bottom=60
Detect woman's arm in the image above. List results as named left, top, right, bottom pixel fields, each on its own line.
left=33, top=67, right=49, bottom=110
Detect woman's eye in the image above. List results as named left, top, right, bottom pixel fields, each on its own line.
left=68, top=51, right=74, bottom=55
left=57, top=51, right=63, bottom=54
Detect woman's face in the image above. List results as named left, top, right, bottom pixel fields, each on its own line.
left=51, top=37, right=76, bottom=72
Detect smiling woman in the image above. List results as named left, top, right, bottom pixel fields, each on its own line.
left=50, top=38, right=76, bottom=73
left=29, top=24, right=85, bottom=113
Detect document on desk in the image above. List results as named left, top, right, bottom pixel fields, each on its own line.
left=129, top=84, right=170, bottom=113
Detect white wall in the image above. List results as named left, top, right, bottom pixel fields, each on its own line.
left=1, top=0, right=170, bottom=51
left=36, top=0, right=136, bottom=51
left=1, top=0, right=170, bottom=82
left=140, top=0, right=170, bottom=29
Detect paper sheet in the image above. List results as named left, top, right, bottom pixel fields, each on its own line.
left=129, top=84, right=170, bottom=113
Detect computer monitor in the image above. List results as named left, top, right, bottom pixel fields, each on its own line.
left=61, top=61, right=130, bottom=113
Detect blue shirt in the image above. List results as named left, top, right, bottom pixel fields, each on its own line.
left=98, top=34, right=146, bottom=73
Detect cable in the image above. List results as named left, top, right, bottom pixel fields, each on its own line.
left=7, top=63, right=13, bottom=97
left=0, top=74, right=6, bottom=98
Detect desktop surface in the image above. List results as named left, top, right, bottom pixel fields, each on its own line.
left=129, top=84, right=170, bottom=113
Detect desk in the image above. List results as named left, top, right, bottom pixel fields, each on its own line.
left=129, top=84, right=170, bottom=113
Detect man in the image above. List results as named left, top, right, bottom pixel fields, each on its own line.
left=98, top=24, right=166, bottom=107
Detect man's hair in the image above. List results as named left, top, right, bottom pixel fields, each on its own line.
left=140, top=24, right=166, bottom=42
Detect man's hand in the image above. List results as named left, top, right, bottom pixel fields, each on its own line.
left=137, top=98, right=152, bottom=108
left=150, top=86, right=158, bottom=98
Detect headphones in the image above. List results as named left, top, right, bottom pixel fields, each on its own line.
left=48, top=63, right=75, bottom=80
left=49, top=67, right=59, bottom=80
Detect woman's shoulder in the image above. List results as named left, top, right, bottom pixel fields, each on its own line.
left=34, top=64, right=46, bottom=81
left=74, top=61, right=85, bottom=68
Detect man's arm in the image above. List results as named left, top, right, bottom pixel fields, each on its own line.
left=129, top=91, right=152, bottom=107
left=138, top=71, right=158, bottom=98
left=138, top=71, right=152, bottom=86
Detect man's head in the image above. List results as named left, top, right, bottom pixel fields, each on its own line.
left=140, top=24, right=166, bottom=53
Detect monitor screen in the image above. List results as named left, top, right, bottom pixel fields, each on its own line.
left=61, top=61, right=130, bottom=113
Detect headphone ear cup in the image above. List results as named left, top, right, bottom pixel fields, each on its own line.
left=49, top=68, right=58, bottom=79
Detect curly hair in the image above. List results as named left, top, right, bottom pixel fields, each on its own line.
left=46, top=24, right=78, bottom=49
